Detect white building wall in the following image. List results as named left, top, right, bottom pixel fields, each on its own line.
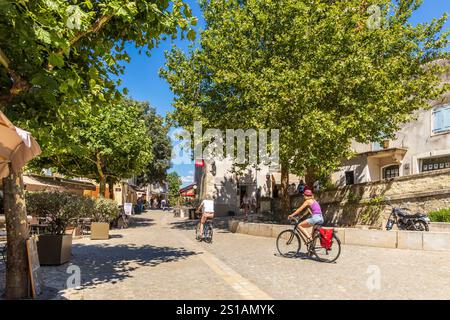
left=197, top=156, right=302, bottom=216
left=336, top=96, right=450, bottom=187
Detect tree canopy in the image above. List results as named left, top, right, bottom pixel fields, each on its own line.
left=0, top=0, right=196, bottom=139
left=161, top=0, right=450, bottom=214
left=167, top=171, right=182, bottom=204
left=135, top=102, right=172, bottom=187
left=30, top=98, right=154, bottom=196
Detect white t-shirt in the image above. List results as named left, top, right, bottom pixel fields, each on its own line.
left=202, top=199, right=214, bottom=213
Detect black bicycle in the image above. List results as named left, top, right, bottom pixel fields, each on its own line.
left=196, top=219, right=213, bottom=243
left=276, top=216, right=341, bottom=263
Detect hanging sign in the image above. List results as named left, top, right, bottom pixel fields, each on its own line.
left=124, top=203, right=133, bottom=215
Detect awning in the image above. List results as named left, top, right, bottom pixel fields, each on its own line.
left=179, top=184, right=196, bottom=197
left=23, top=174, right=96, bottom=192
left=0, top=111, right=41, bottom=182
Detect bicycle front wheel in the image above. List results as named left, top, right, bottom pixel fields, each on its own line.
left=276, top=230, right=301, bottom=258
left=312, top=233, right=341, bottom=263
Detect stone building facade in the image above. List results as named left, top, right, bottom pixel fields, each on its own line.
left=195, top=157, right=301, bottom=217
left=305, top=168, right=450, bottom=228
left=332, top=60, right=450, bottom=187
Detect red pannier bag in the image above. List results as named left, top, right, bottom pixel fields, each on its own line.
left=319, top=228, right=333, bottom=250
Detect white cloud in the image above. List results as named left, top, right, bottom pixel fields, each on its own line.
left=181, top=175, right=194, bottom=185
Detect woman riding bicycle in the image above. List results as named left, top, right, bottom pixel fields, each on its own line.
left=196, top=195, right=214, bottom=240
left=288, top=189, right=324, bottom=242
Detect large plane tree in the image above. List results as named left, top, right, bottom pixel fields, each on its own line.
left=161, top=0, right=449, bottom=217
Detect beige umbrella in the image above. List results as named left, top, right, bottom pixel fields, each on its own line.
left=0, top=111, right=41, bottom=182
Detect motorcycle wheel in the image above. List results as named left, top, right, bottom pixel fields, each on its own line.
left=414, top=220, right=429, bottom=232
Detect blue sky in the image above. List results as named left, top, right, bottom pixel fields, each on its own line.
left=117, top=0, right=450, bottom=187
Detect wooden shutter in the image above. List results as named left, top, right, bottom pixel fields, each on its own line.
left=433, top=108, right=444, bottom=133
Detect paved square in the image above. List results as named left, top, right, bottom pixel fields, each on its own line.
left=1, top=210, right=449, bottom=299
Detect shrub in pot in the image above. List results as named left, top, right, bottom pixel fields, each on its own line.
left=90, top=198, right=119, bottom=240
left=26, top=191, right=85, bottom=265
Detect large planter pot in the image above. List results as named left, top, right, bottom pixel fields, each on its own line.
left=65, top=226, right=75, bottom=235
left=36, top=234, right=73, bottom=266
left=91, top=222, right=110, bottom=240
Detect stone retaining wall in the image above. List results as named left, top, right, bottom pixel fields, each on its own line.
left=429, top=222, right=450, bottom=233
left=229, top=220, right=450, bottom=251
left=287, top=168, right=450, bottom=228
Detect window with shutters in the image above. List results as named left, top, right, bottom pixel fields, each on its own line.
left=383, top=165, right=400, bottom=179
left=432, top=105, right=450, bottom=134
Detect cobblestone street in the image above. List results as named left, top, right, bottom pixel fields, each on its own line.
left=1, top=210, right=450, bottom=300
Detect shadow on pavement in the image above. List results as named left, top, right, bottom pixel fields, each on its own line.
left=127, top=216, right=155, bottom=229
left=273, top=252, right=329, bottom=263
left=170, top=218, right=230, bottom=232
left=1, top=242, right=198, bottom=300
left=0, top=243, right=199, bottom=299
left=108, top=234, right=124, bottom=239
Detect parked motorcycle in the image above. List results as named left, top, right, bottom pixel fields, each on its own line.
left=385, top=199, right=430, bottom=231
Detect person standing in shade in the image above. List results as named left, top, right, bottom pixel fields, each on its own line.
left=288, top=183, right=296, bottom=196
left=313, top=179, right=321, bottom=193
left=241, top=192, right=251, bottom=220
left=297, top=179, right=306, bottom=195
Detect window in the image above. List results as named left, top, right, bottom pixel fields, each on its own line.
left=421, top=156, right=450, bottom=172
left=432, top=105, right=450, bottom=134
left=345, top=171, right=355, bottom=185
left=383, top=165, right=399, bottom=179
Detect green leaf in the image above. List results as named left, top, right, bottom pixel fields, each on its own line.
left=34, top=27, right=52, bottom=44
left=48, top=53, right=64, bottom=67
left=66, top=5, right=85, bottom=30
left=187, top=29, right=196, bottom=41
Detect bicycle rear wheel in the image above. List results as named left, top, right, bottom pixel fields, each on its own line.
left=204, top=223, right=213, bottom=243
left=276, top=230, right=301, bottom=258
left=195, top=222, right=201, bottom=240
left=311, top=232, right=341, bottom=263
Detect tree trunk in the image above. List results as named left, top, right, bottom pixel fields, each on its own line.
left=99, top=176, right=106, bottom=198
left=305, top=167, right=316, bottom=189
left=96, top=153, right=106, bottom=198
left=3, top=168, right=29, bottom=299
left=280, top=163, right=290, bottom=220
left=107, top=178, right=114, bottom=200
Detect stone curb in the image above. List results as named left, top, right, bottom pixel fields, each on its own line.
left=228, top=220, right=450, bottom=251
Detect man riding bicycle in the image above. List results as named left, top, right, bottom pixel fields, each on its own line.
left=196, top=195, right=214, bottom=240
left=287, top=189, right=324, bottom=242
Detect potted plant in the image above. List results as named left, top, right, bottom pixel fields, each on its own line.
left=26, top=191, right=84, bottom=265
left=90, top=198, right=119, bottom=240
